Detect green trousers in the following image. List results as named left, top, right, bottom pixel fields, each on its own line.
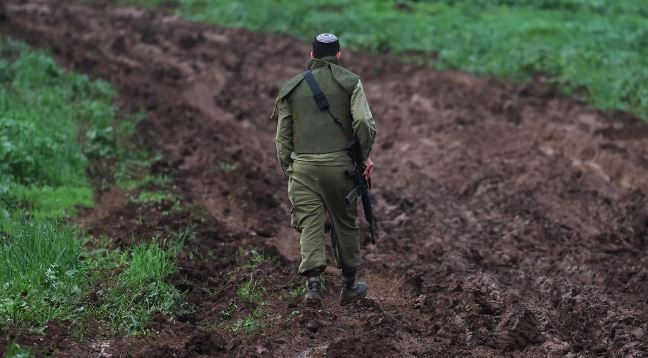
left=288, top=161, right=360, bottom=274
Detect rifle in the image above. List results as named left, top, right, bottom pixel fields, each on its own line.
left=344, top=139, right=377, bottom=244
left=302, top=70, right=378, bottom=244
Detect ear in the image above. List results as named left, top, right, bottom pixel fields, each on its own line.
left=310, top=51, right=314, bottom=59
left=336, top=51, right=342, bottom=59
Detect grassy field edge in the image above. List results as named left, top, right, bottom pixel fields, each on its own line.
left=0, top=37, right=187, bottom=352
left=121, top=0, right=647, bottom=120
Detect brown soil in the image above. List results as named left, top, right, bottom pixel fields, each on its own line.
left=2, top=1, right=648, bottom=357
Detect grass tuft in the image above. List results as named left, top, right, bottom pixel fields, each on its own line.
left=130, top=191, right=178, bottom=204
left=287, top=282, right=308, bottom=299
left=231, top=309, right=262, bottom=334
left=3, top=340, right=33, bottom=358
left=168, top=224, right=196, bottom=242
left=0, top=218, right=88, bottom=326
left=236, top=276, right=265, bottom=304
left=243, top=248, right=277, bottom=269
left=99, top=241, right=184, bottom=335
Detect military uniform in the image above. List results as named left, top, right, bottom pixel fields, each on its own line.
left=275, top=56, right=377, bottom=276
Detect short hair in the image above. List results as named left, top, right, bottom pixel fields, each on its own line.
left=312, top=33, right=340, bottom=58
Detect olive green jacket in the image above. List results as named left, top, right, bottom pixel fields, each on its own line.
left=275, top=57, right=377, bottom=176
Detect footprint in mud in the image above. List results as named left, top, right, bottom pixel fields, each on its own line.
left=347, top=297, right=382, bottom=312
left=414, top=272, right=545, bottom=351
left=296, top=307, right=337, bottom=333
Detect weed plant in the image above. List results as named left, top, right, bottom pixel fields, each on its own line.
left=125, top=0, right=648, bottom=119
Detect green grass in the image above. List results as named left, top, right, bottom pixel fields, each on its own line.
left=0, top=37, right=118, bottom=218
left=236, top=276, right=265, bottom=304
left=287, top=282, right=308, bottom=299
left=130, top=191, right=178, bottom=204
left=231, top=308, right=262, bottom=334
left=3, top=341, right=33, bottom=358
left=241, top=248, right=278, bottom=269
left=0, top=37, right=113, bottom=329
left=0, top=219, right=88, bottom=326
left=0, top=37, right=185, bottom=338
left=97, top=241, right=184, bottom=335
left=168, top=224, right=196, bottom=242
left=112, top=151, right=171, bottom=191
left=0, top=216, right=185, bottom=335
left=122, top=0, right=648, bottom=119
left=225, top=250, right=277, bottom=333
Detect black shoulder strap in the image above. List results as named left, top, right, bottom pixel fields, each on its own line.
left=303, top=70, right=351, bottom=139
left=303, top=70, right=329, bottom=111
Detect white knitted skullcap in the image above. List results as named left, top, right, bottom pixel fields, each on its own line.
left=315, top=33, right=338, bottom=43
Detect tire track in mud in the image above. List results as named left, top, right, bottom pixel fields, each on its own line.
left=3, top=1, right=648, bottom=357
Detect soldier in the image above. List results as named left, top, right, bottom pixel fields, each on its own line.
left=274, top=33, right=377, bottom=305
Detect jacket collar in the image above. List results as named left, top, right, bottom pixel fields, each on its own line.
left=307, top=56, right=340, bottom=70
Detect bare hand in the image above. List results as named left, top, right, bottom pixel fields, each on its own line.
left=363, top=157, right=374, bottom=180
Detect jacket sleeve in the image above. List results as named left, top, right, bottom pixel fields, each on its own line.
left=275, top=98, right=294, bottom=176
left=350, top=80, right=377, bottom=161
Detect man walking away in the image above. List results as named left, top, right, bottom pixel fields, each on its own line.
left=274, top=33, right=377, bottom=305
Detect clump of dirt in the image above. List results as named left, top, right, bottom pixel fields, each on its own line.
left=184, top=329, right=226, bottom=355
left=3, top=0, right=648, bottom=357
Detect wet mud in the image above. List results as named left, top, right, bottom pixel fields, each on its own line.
left=2, top=0, right=648, bottom=356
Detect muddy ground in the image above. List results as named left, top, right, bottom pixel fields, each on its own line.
left=2, top=0, right=648, bottom=357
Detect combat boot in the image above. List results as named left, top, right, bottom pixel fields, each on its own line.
left=304, top=276, right=322, bottom=303
left=340, top=274, right=368, bottom=306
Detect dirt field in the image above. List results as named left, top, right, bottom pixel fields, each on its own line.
left=2, top=1, right=648, bottom=357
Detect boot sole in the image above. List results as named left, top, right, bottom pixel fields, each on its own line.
left=339, top=291, right=367, bottom=306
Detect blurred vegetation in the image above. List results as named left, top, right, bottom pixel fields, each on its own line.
left=0, top=219, right=88, bottom=326
left=3, top=340, right=33, bottom=358
left=0, top=37, right=183, bottom=337
left=0, top=38, right=114, bottom=218
left=123, top=0, right=648, bottom=118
